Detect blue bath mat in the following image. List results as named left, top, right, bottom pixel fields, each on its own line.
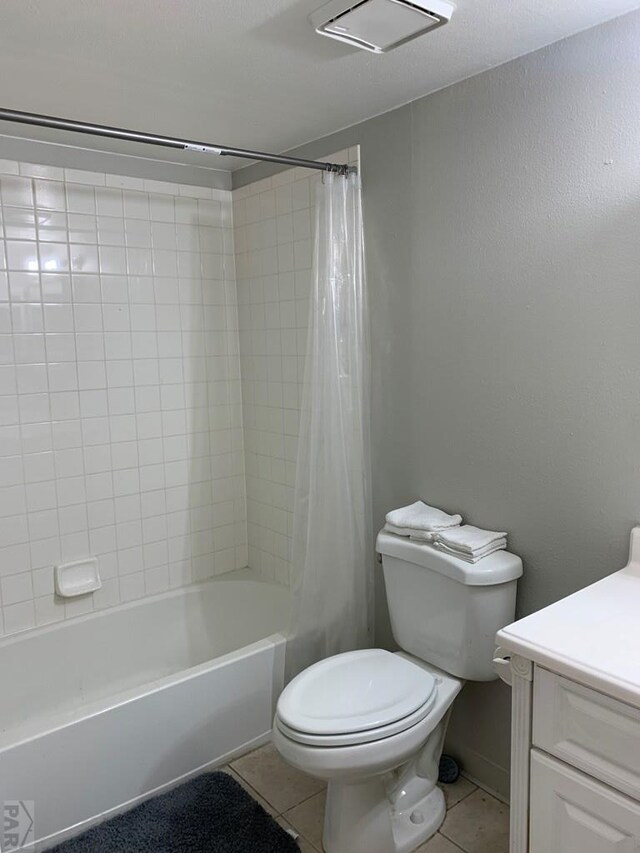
left=48, top=771, right=300, bottom=852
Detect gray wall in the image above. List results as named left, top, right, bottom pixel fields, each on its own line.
left=235, top=10, right=640, bottom=798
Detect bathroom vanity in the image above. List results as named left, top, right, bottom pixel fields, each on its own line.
left=495, top=527, right=640, bottom=853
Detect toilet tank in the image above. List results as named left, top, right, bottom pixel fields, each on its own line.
left=376, top=531, right=522, bottom=681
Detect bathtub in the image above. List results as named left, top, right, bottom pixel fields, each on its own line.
left=0, top=571, right=289, bottom=850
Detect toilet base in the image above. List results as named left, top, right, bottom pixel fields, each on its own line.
left=392, top=785, right=445, bottom=853
left=322, top=777, right=445, bottom=853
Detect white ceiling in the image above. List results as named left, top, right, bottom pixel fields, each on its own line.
left=0, top=0, right=639, bottom=172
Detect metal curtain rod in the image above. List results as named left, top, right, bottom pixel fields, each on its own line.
left=0, top=107, right=354, bottom=176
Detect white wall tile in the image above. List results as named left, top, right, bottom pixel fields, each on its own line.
left=233, top=164, right=312, bottom=585
left=95, top=187, right=124, bottom=218
left=0, top=147, right=359, bottom=630
left=3, top=600, right=35, bottom=633
left=0, top=160, right=20, bottom=176
left=1, top=177, right=34, bottom=208
left=232, top=149, right=358, bottom=587
left=0, top=162, right=246, bottom=636
left=66, top=184, right=96, bottom=214
left=64, top=169, right=106, bottom=187
left=105, top=174, right=144, bottom=191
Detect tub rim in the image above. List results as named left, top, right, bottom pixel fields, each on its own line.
left=0, top=629, right=288, bottom=752
left=0, top=567, right=287, bottom=649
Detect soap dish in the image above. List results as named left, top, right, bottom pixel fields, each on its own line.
left=54, top=557, right=102, bottom=598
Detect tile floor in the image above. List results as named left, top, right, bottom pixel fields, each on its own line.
left=223, top=743, right=510, bottom=853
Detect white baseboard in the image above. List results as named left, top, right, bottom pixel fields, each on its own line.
left=448, top=746, right=510, bottom=803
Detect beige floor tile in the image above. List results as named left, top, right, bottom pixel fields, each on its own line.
left=231, top=742, right=325, bottom=814
left=416, top=833, right=465, bottom=852
left=440, top=789, right=509, bottom=853
left=219, top=765, right=278, bottom=817
left=441, top=776, right=477, bottom=810
left=285, top=790, right=327, bottom=850
left=277, top=815, right=321, bottom=852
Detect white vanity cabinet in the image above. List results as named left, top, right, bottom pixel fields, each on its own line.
left=496, top=527, right=640, bottom=853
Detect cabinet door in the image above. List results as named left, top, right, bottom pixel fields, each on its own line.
left=530, top=750, right=640, bottom=852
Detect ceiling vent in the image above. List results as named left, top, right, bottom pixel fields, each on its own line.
left=310, top=0, right=455, bottom=54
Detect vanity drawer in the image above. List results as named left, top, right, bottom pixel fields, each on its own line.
left=530, top=750, right=640, bottom=852
left=533, top=667, right=640, bottom=799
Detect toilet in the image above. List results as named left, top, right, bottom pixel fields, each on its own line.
left=273, top=530, right=523, bottom=853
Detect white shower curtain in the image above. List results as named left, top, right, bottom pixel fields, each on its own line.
left=286, top=170, right=373, bottom=680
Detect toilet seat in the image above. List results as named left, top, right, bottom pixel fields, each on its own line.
left=276, top=649, right=437, bottom=747
left=276, top=694, right=437, bottom=746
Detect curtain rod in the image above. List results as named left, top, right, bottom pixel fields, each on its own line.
left=0, top=107, right=354, bottom=176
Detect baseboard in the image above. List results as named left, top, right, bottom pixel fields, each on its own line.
left=449, top=747, right=510, bottom=803
left=461, top=770, right=510, bottom=805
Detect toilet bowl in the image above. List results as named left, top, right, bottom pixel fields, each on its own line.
left=274, top=531, right=523, bottom=852
left=274, top=650, right=462, bottom=853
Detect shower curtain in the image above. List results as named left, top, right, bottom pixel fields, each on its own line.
left=286, top=170, right=373, bottom=680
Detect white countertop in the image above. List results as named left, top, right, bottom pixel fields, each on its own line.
left=497, top=527, right=640, bottom=708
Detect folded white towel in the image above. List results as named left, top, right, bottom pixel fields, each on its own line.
left=385, top=501, right=462, bottom=534
left=435, top=524, right=507, bottom=555
left=435, top=538, right=507, bottom=563
left=386, top=524, right=437, bottom=542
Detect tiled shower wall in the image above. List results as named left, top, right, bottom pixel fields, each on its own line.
left=232, top=147, right=359, bottom=587
left=0, top=160, right=247, bottom=636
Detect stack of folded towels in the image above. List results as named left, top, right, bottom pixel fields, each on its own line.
left=384, top=500, right=462, bottom=542
left=433, top=525, right=507, bottom=563
left=384, top=501, right=507, bottom=563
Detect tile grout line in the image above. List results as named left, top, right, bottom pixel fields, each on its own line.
left=228, top=755, right=324, bottom=851
left=225, top=765, right=273, bottom=807
left=437, top=832, right=468, bottom=852
left=439, top=787, right=485, bottom=852
left=237, top=776, right=321, bottom=852
left=280, top=790, right=326, bottom=853
left=221, top=765, right=322, bottom=851
left=444, top=783, right=477, bottom=811
left=280, top=785, right=326, bottom=816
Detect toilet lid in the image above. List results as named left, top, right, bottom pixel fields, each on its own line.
left=277, top=649, right=436, bottom=737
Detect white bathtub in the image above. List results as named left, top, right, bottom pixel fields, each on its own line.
left=0, top=571, right=289, bottom=850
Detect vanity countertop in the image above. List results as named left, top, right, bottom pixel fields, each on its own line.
left=497, top=527, right=640, bottom=708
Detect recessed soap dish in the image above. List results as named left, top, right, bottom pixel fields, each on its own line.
left=54, top=557, right=102, bottom=598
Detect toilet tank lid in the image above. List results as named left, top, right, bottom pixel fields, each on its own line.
left=376, top=531, right=523, bottom=586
